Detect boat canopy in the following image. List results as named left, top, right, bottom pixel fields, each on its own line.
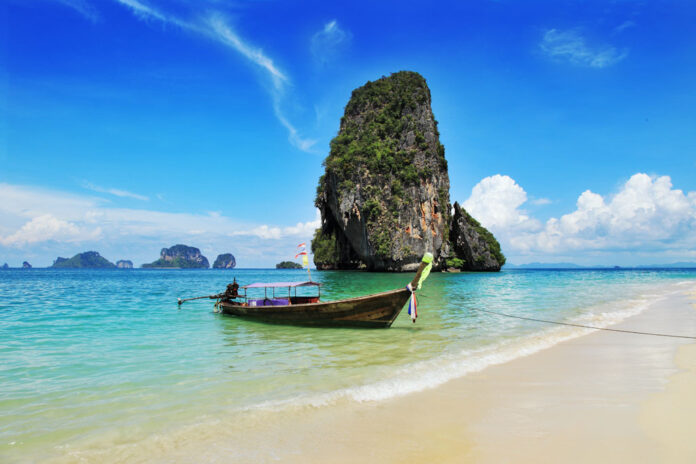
left=242, top=281, right=321, bottom=289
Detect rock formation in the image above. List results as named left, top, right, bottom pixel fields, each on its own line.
left=276, top=261, right=303, bottom=269
left=22, top=261, right=32, bottom=269
left=51, top=251, right=116, bottom=268
left=313, top=71, right=504, bottom=272
left=116, top=260, right=133, bottom=269
left=142, top=245, right=209, bottom=268
left=213, top=253, right=236, bottom=269
left=1, top=263, right=8, bottom=269
left=449, top=203, right=505, bottom=271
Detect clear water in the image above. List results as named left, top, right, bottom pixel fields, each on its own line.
left=1, top=268, right=695, bottom=462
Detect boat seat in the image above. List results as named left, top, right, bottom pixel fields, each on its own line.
left=248, top=298, right=290, bottom=307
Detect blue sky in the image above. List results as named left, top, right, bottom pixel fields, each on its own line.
left=2, top=0, right=695, bottom=267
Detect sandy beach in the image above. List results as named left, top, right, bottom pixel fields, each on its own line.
left=199, top=283, right=696, bottom=464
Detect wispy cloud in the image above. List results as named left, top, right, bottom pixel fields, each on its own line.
left=111, top=0, right=315, bottom=152
left=311, top=20, right=352, bottom=66
left=613, top=20, right=636, bottom=35
left=82, top=181, right=149, bottom=201
left=50, top=0, right=99, bottom=22
left=540, top=29, right=627, bottom=68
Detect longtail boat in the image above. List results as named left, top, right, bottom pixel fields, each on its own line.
left=216, top=254, right=433, bottom=328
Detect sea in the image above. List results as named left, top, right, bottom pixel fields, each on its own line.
left=1, top=267, right=695, bottom=462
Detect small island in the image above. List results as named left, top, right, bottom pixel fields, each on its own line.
left=116, top=260, right=133, bottom=269
left=51, top=251, right=116, bottom=269
left=23, top=261, right=32, bottom=269
left=213, top=253, right=236, bottom=269
left=276, top=261, right=303, bottom=269
left=142, top=244, right=209, bottom=268
left=1, top=263, right=8, bottom=270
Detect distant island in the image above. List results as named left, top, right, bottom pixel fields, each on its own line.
left=23, top=261, right=32, bottom=269
left=116, top=260, right=133, bottom=269
left=142, top=244, right=209, bottom=268
left=276, top=261, right=303, bottom=269
left=1, top=263, right=8, bottom=269
left=51, top=251, right=116, bottom=268
left=213, top=253, right=236, bottom=269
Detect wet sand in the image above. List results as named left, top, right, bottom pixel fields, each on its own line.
left=257, top=284, right=696, bottom=464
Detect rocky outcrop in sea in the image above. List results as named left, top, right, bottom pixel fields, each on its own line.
left=116, top=260, right=133, bottom=269
left=313, top=71, right=504, bottom=272
left=1, top=263, right=8, bottom=270
left=22, top=261, right=32, bottom=269
left=142, top=245, right=209, bottom=269
left=51, top=252, right=116, bottom=269
left=213, top=253, right=236, bottom=269
left=450, top=203, right=504, bottom=271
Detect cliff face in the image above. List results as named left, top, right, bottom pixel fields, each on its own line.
left=314, top=71, right=451, bottom=271
left=450, top=203, right=505, bottom=271
left=213, top=253, right=236, bottom=269
left=51, top=251, right=116, bottom=269
left=143, top=244, right=209, bottom=268
left=313, top=71, right=505, bottom=272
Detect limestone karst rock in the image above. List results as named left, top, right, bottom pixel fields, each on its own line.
left=142, top=245, right=209, bottom=269
left=213, top=253, right=237, bottom=269
left=313, top=71, right=505, bottom=272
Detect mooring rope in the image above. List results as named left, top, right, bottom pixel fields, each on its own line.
left=467, top=306, right=696, bottom=340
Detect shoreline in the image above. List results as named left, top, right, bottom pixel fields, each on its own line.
left=26, top=280, right=696, bottom=463
left=211, top=282, right=696, bottom=464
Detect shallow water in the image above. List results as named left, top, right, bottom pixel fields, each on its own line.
left=1, top=268, right=695, bottom=462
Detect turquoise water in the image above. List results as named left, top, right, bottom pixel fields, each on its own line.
left=1, top=268, right=695, bottom=462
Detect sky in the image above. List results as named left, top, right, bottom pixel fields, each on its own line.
left=1, top=0, right=695, bottom=267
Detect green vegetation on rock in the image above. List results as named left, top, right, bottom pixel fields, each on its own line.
left=461, top=209, right=506, bottom=266
left=276, top=261, right=303, bottom=269
left=315, top=71, right=452, bottom=269
left=142, top=244, right=209, bottom=269
left=311, top=228, right=339, bottom=269
left=51, top=251, right=116, bottom=269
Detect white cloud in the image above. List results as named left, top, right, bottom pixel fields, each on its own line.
left=111, top=0, right=315, bottom=153
left=0, top=183, right=319, bottom=262
left=540, top=29, right=627, bottom=68
left=311, top=20, right=352, bottom=66
left=0, top=214, right=101, bottom=247
left=82, top=182, right=149, bottom=201
left=530, top=197, right=552, bottom=206
left=462, top=173, right=696, bottom=262
left=462, top=174, right=540, bottom=232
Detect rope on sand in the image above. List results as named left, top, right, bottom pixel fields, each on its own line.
left=468, top=307, right=696, bottom=340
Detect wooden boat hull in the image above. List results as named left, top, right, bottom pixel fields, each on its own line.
left=218, top=288, right=411, bottom=328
